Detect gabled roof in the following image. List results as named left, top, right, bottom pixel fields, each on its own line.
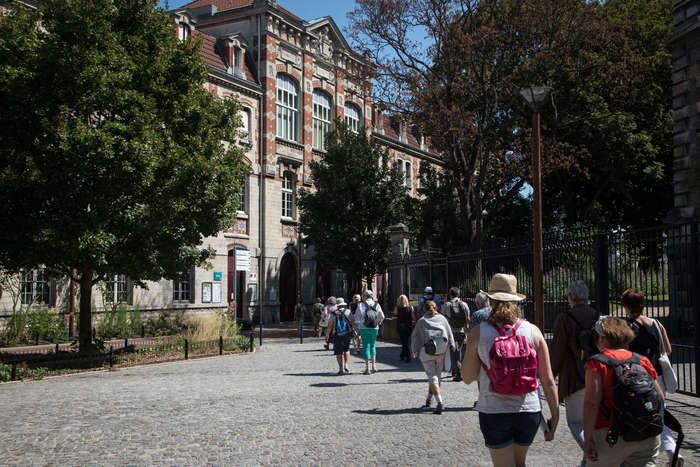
left=304, top=16, right=351, bottom=51
left=192, top=29, right=258, bottom=85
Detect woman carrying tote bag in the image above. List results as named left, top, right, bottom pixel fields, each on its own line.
left=410, top=300, right=455, bottom=414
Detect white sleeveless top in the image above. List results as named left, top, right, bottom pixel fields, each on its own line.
left=476, top=319, right=541, bottom=414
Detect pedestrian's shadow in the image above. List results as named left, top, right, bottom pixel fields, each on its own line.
left=354, top=406, right=475, bottom=415
left=309, top=382, right=348, bottom=388
left=284, top=372, right=345, bottom=377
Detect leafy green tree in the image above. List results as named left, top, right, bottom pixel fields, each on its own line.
left=298, top=124, right=409, bottom=286
left=0, top=0, right=246, bottom=350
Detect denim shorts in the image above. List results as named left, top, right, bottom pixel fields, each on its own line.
left=478, top=411, right=541, bottom=449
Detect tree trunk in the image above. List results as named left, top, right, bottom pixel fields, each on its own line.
left=78, top=267, right=94, bottom=353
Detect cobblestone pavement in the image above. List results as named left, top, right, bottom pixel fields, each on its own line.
left=0, top=338, right=698, bottom=466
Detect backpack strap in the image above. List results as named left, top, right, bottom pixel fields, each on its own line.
left=487, top=319, right=506, bottom=336
left=590, top=353, right=617, bottom=367
left=488, top=318, right=521, bottom=337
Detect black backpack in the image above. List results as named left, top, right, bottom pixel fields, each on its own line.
left=628, top=319, right=661, bottom=371
left=567, top=311, right=599, bottom=382
left=364, top=302, right=378, bottom=328
left=591, top=353, right=664, bottom=442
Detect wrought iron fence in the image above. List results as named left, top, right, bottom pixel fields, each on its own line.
left=387, top=222, right=700, bottom=396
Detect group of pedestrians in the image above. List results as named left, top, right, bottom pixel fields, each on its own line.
left=309, top=290, right=385, bottom=375
left=391, top=274, right=679, bottom=467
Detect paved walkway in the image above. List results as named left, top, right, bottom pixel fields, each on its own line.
left=0, top=337, right=697, bottom=465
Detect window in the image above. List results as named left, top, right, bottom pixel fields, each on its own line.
left=239, top=108, right=250, bottom=142
left=21, top=269, right=50, bottom=305
left=281, top=171, right=295, bottom=218
left=173, top=271, right=192, bottom=302
left=313, top=90, right=332, bottom=150
left=233, top=46, right=241, bottom=70
left=344, top=103, right=361, bottom=133
left=237, top=175, right=249, bottom=213
left=396, top=159, right=412, bottom=188
left=276, top=75, right=299, bottom=142
left=178, top=23, right=190, bottom=42
left=104, top=274, right=128, bottom=304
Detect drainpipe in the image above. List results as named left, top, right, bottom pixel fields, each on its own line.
left=257, top=12, right=265, bottom=347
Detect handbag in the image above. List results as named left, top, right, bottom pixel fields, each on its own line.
left=424, top=335, right=448, bottom=355
left=653, top=320, right=678, bottom=394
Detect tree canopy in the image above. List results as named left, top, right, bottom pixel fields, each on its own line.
left=350, top=0, right=672, bottom=249
left=0, top=0, right=246, bottom=349
left=298, top=124, right=409, bottom=286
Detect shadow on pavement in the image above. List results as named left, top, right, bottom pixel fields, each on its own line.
left=354, top=406, right=475, bottom=416
left=309, top=382, right=348, bottom=388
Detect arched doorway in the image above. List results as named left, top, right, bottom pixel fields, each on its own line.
left=279, top=252, right=297, bottom=322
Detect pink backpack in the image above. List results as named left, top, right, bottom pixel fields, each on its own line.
left=483, top=319, right=538, bottom=395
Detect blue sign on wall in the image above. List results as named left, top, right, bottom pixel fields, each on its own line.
left=213, top=271, right=222, bottom=281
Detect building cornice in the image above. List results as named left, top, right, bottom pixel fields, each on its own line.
left=208, top=67, right=262, bottom=96
left=371, top=132, right=444, bottom=166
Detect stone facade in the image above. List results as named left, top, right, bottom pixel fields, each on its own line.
left=671, top=0, right=700, bottom=221
left=0, top=0, right=442, bottom=325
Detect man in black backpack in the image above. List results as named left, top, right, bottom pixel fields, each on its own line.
left=550, top=280, right=599, bottom=459
left=441, top=287, right=470, bottom=381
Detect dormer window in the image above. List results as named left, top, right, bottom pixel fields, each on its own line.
left=233, top=46, right=241, bottom=70
left=178, top=23, right=190, bottom=42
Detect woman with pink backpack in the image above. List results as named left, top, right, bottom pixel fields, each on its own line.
left=461, top=273, right=560, bottom=467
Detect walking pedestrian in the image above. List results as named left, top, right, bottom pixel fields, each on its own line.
left=354, top=290, right=384, bottom=375
left=312, top=298, right=324, bottom=337
left=393, top=294, right=414, bottom=362
left=441, top=287, right=469, bottom=381
left=411, top=300, right=454, bottom=414
left=550, top=280, right=599, bottom=463
left=469, top=292, right=491, bottom=329
left=326, top=298, right=353, bottom=375
left=416, top=286, right=443, bottom=317
left=622, top=288, right=679, bottom=466
left=462, top=273, right=559, bottom=467
left=294, top=296, right=306, bottom=336
left=321, top=297, right=336, bottom=349
left=583, top=316, right=663, bottom=466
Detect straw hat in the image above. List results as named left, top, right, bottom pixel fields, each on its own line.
left=480, top=273, right=526, bottom=302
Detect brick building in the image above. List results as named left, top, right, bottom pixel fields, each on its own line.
left=0, top=0, right=441, bottom=324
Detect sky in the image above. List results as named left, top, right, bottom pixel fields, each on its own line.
left=159, top=1, right=357, bottom=32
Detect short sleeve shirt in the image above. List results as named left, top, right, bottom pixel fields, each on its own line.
left=584, top=348, right=658, bottom=430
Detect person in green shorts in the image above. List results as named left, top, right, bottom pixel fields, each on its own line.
left=353, top=289, right=385, bottom=374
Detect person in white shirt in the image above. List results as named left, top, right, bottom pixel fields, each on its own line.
left=353, top=289, right=385, bottom=375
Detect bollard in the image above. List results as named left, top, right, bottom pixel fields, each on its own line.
left=300, top=320, right=304, bottom=344
left=11, top=362, right=16, bottom=381
left=35, top=334, right=39, bottom=345
left=219, top=335, right=223, bottom=355
left=109, top=345, right=113, bottom=368
left=248, top=332, right=254, bottom=352
left=124, top=338, right=128, bottom=349
left=55, top=343, right=59, bottom=354
left=184, top=338, right=189, bottom=360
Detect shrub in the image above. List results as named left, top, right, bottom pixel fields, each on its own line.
left=2, top=310, right=28, bottom=345
left=0, top=363, right=11, bottom=382
left=184, top=311, right=239, bottom=342
left=26, top=307, right=68, bottom=344
left=129, top=307, right=142, bottom=336
left=98, top=307, right=117, bottom=339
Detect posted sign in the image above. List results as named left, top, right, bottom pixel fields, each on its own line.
left=235, top=248, right=250, bottom=271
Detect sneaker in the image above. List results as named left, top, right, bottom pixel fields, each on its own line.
left=422, top=398, right=432, bottom=408
left=434, top=403, right=443, bottom=415
left=371, top=366, right=377, bottom=374
left=363, top=368, right=371, bottom=375
left=452, top=375, right=462, bottom=382
left=337, top=370, right=344, bottom=376
left=344, top=367, right=350, bottom=373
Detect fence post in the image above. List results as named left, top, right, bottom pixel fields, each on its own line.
left=691, top=223, right=700, bottom=397
left=249, top=332, right=254, bottom=352
left=299, top=319, right=304, bottom=344
left=141, top=324, right=145, bottom=338
left=11, top=362, right=16, bottom=381
left=594, top=234, right=610, bottom=315
left=109, top=345, right=113, bottom=369
left=184, top=338, right=189, bottom=360
left=219, top=335, right=223, bottom=355
left=124, top=338, right=128, bottom=349
left=35, top=334, right=39, bottom=345
left=55, top=343, right=59, bottom=354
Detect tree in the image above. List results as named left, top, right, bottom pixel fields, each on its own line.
left=349, top=0, right=672, bottom=247
left=0, top=0, right=246, bottom=351
left=298, top=124, right=409, bottom=287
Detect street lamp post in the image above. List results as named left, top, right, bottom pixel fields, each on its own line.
left=520, top=86, right=551, bottom=331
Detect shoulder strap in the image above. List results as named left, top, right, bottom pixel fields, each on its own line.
left=628, top=352, right=643, bottom=365
left=487, top=319, right=506, bottom=336
left=567, top=311, right=584, bottom=330
left=511, top=318, right=523, bottom=334
left=590, top=353, right=617, bottom=367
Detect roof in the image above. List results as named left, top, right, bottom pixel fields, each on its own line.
left=182, top=0, right=254, bottom=12
left=379, top=114, right=434, bottom=155
left=192, top=29, right=258, bottom=84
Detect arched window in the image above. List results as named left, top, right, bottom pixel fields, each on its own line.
left=312, top=90, right=332, bottom=150
left=276, top=75, right=299, bottom=141
left=344, top=102, right=361, bottom=133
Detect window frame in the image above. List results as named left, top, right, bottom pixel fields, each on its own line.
left=276, top=75, right=300, bottom=142
left=312, top=90, right=333, bottom=150
left=20, top=269, right=50, bottom=305
left=104, top=274, right=129, bottom=305
left=173, top=271, right=193, bottom=302
left=344, top=102, right=361, bottom=133
left=178, top=23, right=190, bottom=42
left=281, top=171, right=296, bottom=219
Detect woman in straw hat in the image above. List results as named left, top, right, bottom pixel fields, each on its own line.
left=461, top=273, right=559, bottom=467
